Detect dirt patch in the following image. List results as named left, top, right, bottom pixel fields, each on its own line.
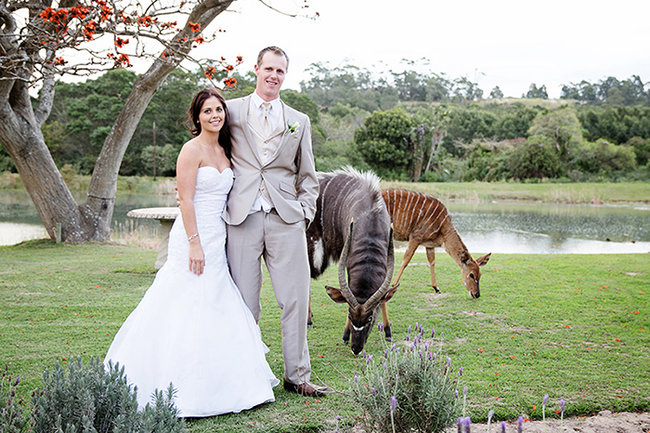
left=447, top=411, right=650, bottom=433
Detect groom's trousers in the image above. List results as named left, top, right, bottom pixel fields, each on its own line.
left=226, top=209, right=312, bottom=385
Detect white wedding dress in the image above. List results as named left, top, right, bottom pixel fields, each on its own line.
left=105, top=166, right=279, bottom=417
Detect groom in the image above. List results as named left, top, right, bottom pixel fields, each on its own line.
left=222, top=46, right=325, bottom=397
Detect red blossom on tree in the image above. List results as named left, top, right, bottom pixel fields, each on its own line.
left=204, top=66, right=218, bottom=79
left=114, top=37, right=129, bottom=48
left=188, top=21, right=201, bottom=32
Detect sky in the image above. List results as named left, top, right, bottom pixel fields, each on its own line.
left=187, top=0, right=650, bottom=99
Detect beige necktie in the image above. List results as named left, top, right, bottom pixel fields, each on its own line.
left=261, top=102, right=272, bottom=137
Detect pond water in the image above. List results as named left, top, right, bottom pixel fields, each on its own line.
left=1, top=190, right=649, bottom=254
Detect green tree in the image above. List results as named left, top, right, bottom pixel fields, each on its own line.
left=410, top=106, right=451, bottom=177
left=354, top=107, right=413, bottom=179
left=301, top=63, right=398, bottom=112
left=525, top=83, right=548, bottom=99
left=506, top=136, right=564, bottom=179
left=425, top=73, right=452, bottom=101
left=392, top=70, right=428, bottom=101
left=527, top=107, right=583, bottom=161
left=140, top=143, right=179, bottom=177
left=444, top=106, right=498, bottom=155
left=452, top=77, right=483, bottom=101
left=574, top=139, right=637, bottom=174
left=626, top=136, right=650, bottom=166
left=489, top=86, right=504, bottom=99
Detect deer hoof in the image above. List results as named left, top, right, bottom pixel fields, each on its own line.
left=433, top=286, right=441, bottom=294
left=384, top=326, right=393, bottom=342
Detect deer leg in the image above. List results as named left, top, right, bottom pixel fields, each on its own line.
left=425, top=247, right=440, bottom=293
left=392, top=238, right=420, bottom=286
left=342, top=316, right=351, bottom=345
left=381, top=301, right=392, bottom=341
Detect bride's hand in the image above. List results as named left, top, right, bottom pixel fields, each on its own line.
left=189, top=241, right=205, bottom=275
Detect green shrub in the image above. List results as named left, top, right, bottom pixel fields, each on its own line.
left=350, top=324, right=462, bottom=433
left=505, top=136, right=564, bottom=180
left=32, top=357, right=186, bottom=433
left=573, top=139, right=637, bottom=176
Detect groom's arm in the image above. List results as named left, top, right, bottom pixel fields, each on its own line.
left=294, top=115, right=319, bottom=227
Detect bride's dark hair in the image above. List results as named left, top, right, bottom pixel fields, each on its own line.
left=188, top=88, right=232, bottom=160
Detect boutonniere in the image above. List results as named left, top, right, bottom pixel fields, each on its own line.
left=284, top=121, right=300, bottom=136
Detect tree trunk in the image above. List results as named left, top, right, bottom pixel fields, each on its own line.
left=0, top=98, right=89, bottom=241
left=0, top=0, right=234, bottom=242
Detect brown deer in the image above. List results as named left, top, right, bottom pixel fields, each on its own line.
left=381, top=189, right=491, bottom=298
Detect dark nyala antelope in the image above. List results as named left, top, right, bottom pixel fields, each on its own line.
left=381, top=189, right=491, bottom=297
left=306, top=168, right=397, bottom=354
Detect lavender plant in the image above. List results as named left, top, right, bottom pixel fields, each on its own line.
left=0, top=364, right=31, bottom=433
left=349, top=323, right=462, bottom=433
left=32, top=357, right=186, bottom=433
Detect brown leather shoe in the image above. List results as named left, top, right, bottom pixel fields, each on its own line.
left=283, top=378, right=328, bottom=397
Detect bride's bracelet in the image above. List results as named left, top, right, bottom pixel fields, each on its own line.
left=187, top=233, right=199, bottom=242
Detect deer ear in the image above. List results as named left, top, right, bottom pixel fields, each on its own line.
left=476, top=253, right=491, bottom=266
left=325, top=285, right=347, bottom=303
left=382, top=284, right=399, bottom=302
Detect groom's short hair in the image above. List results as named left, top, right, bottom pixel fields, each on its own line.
left=257, top=46, right=289, bottom=69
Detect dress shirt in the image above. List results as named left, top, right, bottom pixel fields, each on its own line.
left=250, top=93, right=282, bottom=131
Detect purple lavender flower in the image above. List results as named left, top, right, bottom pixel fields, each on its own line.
left=543, top=394, right=549, bottom=421
left=354, top=374, right=358, bottom=384
left=517, top=416, right=523, bottom=433
left=560, top=399, right=565, bottom=412
left=455, top=390, right=459, bottom=398
left=366, top=355, right=373, bottom=365
left=13, top=376, right=20, bottom=386
left=408, top=325, right=412, bottom=335
left=488, top=409, right=494, bottom=424
left=459, top=366, right=464, bottom=376
left=447, top=356, right=452, bottom=368
left=384, top=349, right=389, bottom=358
left=500, top=421, right=506, bottom=433
left=457, top=418, right=463, bottom=433
left=390, top=396, right=397, bottom=411
left=336, top=415, right=341, bottom=421
left=377, top=322, right=384, bottom=332
left=463, top=417, right=471, bottom=432
left=372, top=387, right=376, bottom=395
left=431, top=327, right=436, bottom=338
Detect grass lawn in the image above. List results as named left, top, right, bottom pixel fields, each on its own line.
left=381, top=181, right=650, bottom=204
left=1, top=240, right=648, bottom=432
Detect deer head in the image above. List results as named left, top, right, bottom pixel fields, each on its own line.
left=325, top=221, right=398, bottom=354
left=460, top=252, right=491, bottom=298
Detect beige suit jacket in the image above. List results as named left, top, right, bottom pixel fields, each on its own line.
left=223, top=95, right=319, bottom=226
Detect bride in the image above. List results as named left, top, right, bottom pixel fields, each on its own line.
left=105, top=88, right=279, bottom=417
